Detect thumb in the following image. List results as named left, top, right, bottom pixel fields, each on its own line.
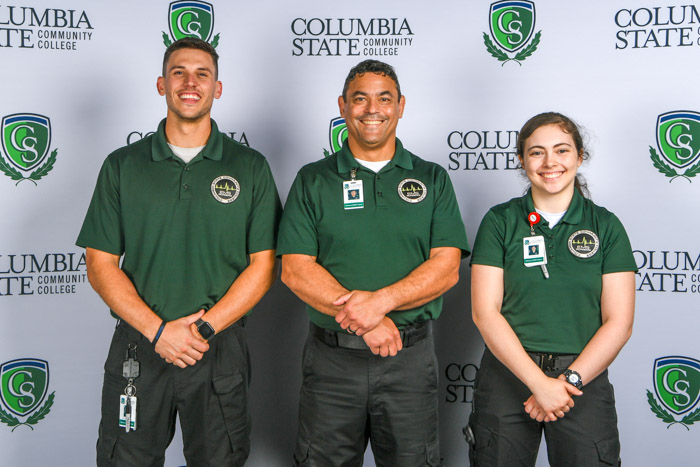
left=565, top=383, right=583, bottom=397
left=333, top=291, right=353, bottom=306
left=185, top=309, right=206, bottom=324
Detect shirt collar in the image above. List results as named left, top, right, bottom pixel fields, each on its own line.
left=152, top=118, right=223, bottom=162
left=522, top=188, right=584, bottom=226
left=336, top=137, right=413, bottom=174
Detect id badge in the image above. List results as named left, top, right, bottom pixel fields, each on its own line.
left=119, top=395, right=137, bottom=431
left=343, top=180, right=364, bottom=210
left=523, top=236, right=547, bottom=267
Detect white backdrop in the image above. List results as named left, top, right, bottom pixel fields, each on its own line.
left=1, top=1, right=698, bottom=465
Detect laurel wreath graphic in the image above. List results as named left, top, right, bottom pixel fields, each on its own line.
left=649, top=146, right=699, bottom=182
left=646, top=390, right=700, bottom=430
left=0, top=149, right=57, bottom=186
left=483, top=31, right=541, bottom=66
left=162, top=32, right=220, bottom=48
left=0, top=392, right=55, bottom=432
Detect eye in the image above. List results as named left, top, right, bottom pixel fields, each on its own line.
left=529, top=150, right=543, bottom=157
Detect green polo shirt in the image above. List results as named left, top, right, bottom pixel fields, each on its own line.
left=77, top=119, right=282, bottom=321
left=471, top=189, right=636, bottom=354
left=277, top=138, right=470, bottom=331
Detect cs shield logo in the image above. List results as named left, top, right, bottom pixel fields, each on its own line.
left=649, top=111, right=700, bottom=182
left=162, top=1, right=220, bottom=48
left=0, top=359, right=55, bottom=431
left=647, top=356, right=700, bottom=430
left=483, top=1, right=542, bottom=65
left=0, top=113, right=58, bottom=185
left=323, top=117, right=347, bottom=158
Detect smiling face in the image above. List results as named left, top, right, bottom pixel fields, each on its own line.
left=157, top=47, right=222, bottom=124
left=520, top=123, right=583, bottom=208
left=338, top=72, right=405, bottom=161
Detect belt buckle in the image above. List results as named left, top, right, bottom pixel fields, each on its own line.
left=540, top=354, right=556, bottom=372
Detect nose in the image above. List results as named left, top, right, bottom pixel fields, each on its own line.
left=366, top=97, right=379, bottom=114
left=542, top=151, right=555, bottom=167
left=185, top=72, right=196, bottom=87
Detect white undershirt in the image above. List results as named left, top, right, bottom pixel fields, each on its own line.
left=168, top=143, right=205, bottom=164
left=355, top=157, right=391, bottom=172
left=536, top=208, right=567, bottom=228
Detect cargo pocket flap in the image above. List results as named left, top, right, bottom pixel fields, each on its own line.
left=212, top=372, right=243, bottom=395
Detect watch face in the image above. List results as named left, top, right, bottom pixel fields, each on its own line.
left=568, top=373, right=580, bottom=384
left=198, top=320, right=215, bottom=339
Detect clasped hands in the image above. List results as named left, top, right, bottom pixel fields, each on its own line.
left=333, top=290, right=403, bottom=357
left=154, top=309, right=210, bottom=368
left=524, top=374, right=583, bottom=422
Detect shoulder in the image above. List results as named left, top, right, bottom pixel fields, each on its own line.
left=295, top=153, right=337, bottom=178
left=580, top=197, right=625, bottom=227
left=486, top=195, right=526, bottom=220
left=221, top=134, right=269, bottom=165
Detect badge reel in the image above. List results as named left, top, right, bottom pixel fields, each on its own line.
left=343, top=167, right=364, bottom=210
left=119, top=343, right=139, bottom=432
left=524, top=212, right=549, bottom=279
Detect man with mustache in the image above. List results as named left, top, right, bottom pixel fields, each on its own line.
left=277, top=60, right=470, bottom=466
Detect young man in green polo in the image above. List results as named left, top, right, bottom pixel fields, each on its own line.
left=77, top=37, right=281, bottom=466
left=277, top=60, right=470, bottom=466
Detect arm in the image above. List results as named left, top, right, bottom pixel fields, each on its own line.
left=85, top=247, right=209, bottom=368
left=281, top=253, right=403, bottom=357
left=563, top=271, right=635, bottom=385
left=471, top=264, right=581, bottom=422
left=334, top=246, right=462, bottom=335
left=195, top=249, right=278, bottom=336
left=280, top=253, right=349, bottom=316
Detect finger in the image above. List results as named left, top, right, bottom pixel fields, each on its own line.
left=184, top=309, right=206, bottom=324
left=334, top=310, right=347, bottom=324
left=555, top=410, right=565, bottom=418
left=166, top=358, right=173, bottom=364
left=332, top=292, right=353, bottom=307
left=369, top=345, right=380, bottom=355
left=379, top=344, right=389, bottom=358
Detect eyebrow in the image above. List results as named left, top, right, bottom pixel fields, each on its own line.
left=351, top=90, right=394, bottom=98
left=527, top=142, right=572, bottom=151
left=169, top=65, right=213, bottom=73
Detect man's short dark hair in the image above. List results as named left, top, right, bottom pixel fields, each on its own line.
left=341, top=60, right=401, bottom=101
left=162, top=37, right=219, bottom=79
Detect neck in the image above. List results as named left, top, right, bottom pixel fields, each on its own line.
left=347, top=138, right=396, bottom=162
left=531, top=186, right=575, bottom=213
left=164, top=114, right=212, bottom=147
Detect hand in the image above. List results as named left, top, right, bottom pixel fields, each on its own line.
left=524, top=376, right=582, bottom=421
left=155, top=309, right=210, bottom=368
left=334, top=290, right=391, bottom=336
left=523, top=394, right=570, bottom=422
left=361, top=317, right=403, bottom=357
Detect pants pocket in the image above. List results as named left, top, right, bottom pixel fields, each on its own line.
left=594, top=435, right=621, bottom=466
left=292, top=436, right=311, bottom=466
left=425, top=438, right=442, bottom=467
left=212, top=372, right=250, bottom=461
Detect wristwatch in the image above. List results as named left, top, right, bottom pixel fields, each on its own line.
left=195, top=318, right=215, bottom=341
left=564, top=369, right=583, bottom=389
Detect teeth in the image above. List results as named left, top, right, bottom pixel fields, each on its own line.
left=542, top=172, right=562, bottom=179
left=362, top=120, right=382, bottom=125
left=180, top=93, right=200, bottom=100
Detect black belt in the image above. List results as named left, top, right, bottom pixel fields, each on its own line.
left=311, top=321, right=431, bottom=350
left=527, top=352, right=577, bottom=372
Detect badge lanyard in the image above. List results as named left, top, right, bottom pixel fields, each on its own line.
left=523, top=212, right=549, bottom=279
left=343, top=167, right=364, bottom=210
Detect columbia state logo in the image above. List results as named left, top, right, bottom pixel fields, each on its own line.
left=162, top=1, right=220, bottom=48
left=649, top=111, right=700, bottom=182
left=211, top=175, right=240, bottom=203
left=647, top=356, right=700, bottom=429
left=398, top=178, right=427, bottom=203
left=0, top=359, right=55, bottom=431
left=483, top=0, right=542, bottom=65
left=323, top=117, right=347, bottom=158
left=0, top=113, right=58, bottom=185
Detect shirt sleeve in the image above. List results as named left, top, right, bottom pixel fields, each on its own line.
left=276, top=170, right=319, bottom=257
left=470, top=208, right=506, bottom=268
left=246, top=156, right=283, bottom=254
left=75, top=155, right=124, bottom=256
left=601, top=212, right=638, bottom=274
left=429, top=167, right=470, bottom=257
